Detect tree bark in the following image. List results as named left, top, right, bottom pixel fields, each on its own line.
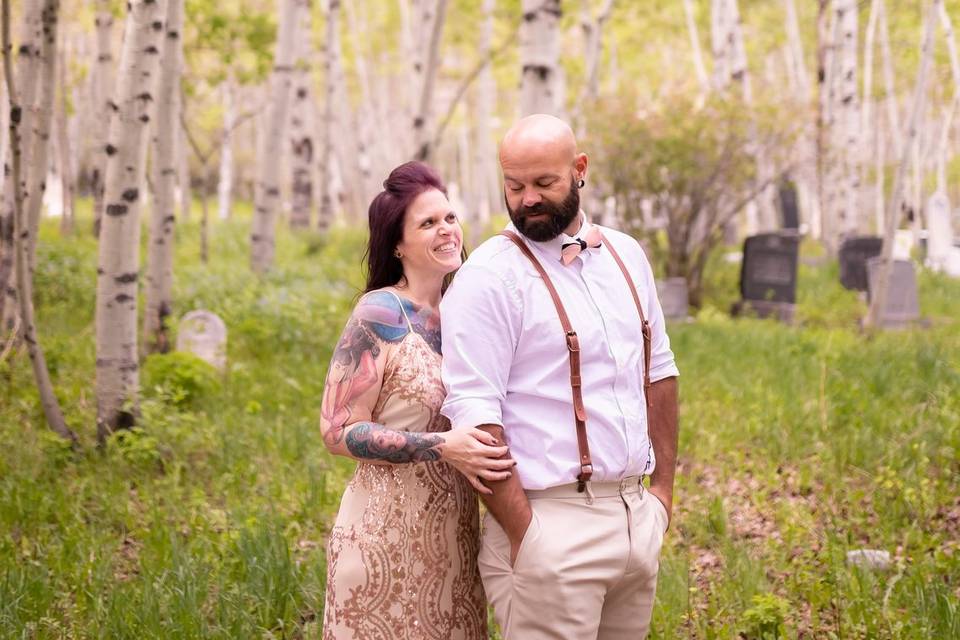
left=827, top=0, right=861, bottom=243
left=143, top=0, right=182, bottom=356
left=520, top=0, right=563, bottom=117
left=90, top=0, right=114, bottom=237
left=56, top=42, right=74, bottom=234
left=289, top=0, right=315, bottom=229
left=94, top=0, right=167, bottom=442
left=250, top=0, right=297, bottom=273
left=217, top=76, right=235, bottom=221
left=411, top=0, right=449, bottom=161
left=0, top=0, right=44, bottom=334
left=317, top=0, right=340, bottom=232
left=683, top=0, right=709, bottom=93
left=936, top=2, right=960, bottom=192
left=867, top=0, right=938, bottom=329
left=2, top=0, right=76, bottom=444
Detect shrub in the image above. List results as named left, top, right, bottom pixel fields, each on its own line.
left=142, top=352, right=222, bottom=407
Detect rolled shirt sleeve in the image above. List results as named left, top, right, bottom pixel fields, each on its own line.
left=440, top=262, right=521, bottom=430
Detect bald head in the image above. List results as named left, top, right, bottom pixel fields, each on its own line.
left=499, top=114, right=589, bottom=240
left=500, top=114, right=578, bottom=166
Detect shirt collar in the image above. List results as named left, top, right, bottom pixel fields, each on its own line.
left=505, top=211, right=595, bottom=264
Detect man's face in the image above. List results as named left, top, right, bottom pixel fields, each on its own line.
left=505, top=176, right=581, bottom=242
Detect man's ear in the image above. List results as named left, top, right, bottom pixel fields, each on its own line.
left=574, top=152, right=589, bottom=180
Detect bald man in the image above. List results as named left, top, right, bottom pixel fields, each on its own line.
left=440, top=114, right=679, bottom=639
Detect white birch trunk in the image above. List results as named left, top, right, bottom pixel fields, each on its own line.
left=57, top=43, right=74, bottom=234
left=143, top=0, right=182, bottom=355
left=576, top=0, right=615, bottom=119
left=94, top=0, right=167, bottom=441
left=471, top=0, right=498, bottom=244
left=936, top=2, right=960, bottom=191
left=250, top=0, right=297, bottom=273
left=177, top=122, right=191, bottom=220
left=411, top=0, right=449, bottom=160
left=520, top=0, right=563, bottom=117
left=868, top=0, right=938, bottom=328
left=0, top=0, right=44, bottom=333
left=90, top=0, right=114, bottom=237
left=317, top=0, right=337, bottom=232
left=288, top=0, right=315, bottom=229
left=217, top=77, right=235, bottom=221
left=2, top=0, right=76, bottom=443
left=832, top=0, right=861, bottom=240
left=683, top=0, right=709, bottom=93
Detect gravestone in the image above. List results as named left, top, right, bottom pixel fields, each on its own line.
left=176, top=310, right=227, bottom=371
left=656, top=277, right=689, bottom=322
left=926, top=191, right=955, bottom=273
left=732, top=233, right=800, bottom=322
left=838, top=236, right=883, bottom=291
left=866, top=258, right=920, bottom=329
left=777, top=179, right=800, bottom=230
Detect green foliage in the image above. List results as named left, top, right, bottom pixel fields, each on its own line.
left=2, top=205, right=959, bottom=637
left=740, top=593, right=789, bottom=639
left=142, top=352, right=222, bottom=408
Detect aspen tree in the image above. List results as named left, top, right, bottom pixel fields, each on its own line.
left=411, top=0, right=449, bottom=160
left=94, top=0, right=167, bottom=442
left=289, top=0, right=315, bottom=229
left=250, top=0, right=297, bottom=273
left=828, top=0, right=861, bottom=244
left=90, top=0, right=114, bottom=237
left=317, top=0, right=340, bottom=233
left=143, top=0, right=183, bottom=355
left=683, top=0, right=709, bottom=93
left=867, top=0, right=939, bottom=329
left=217, top=76, right=235, bottom=221
left=0, top=0, right=44, bottom=333
left=2, top=0, right=76, bottom=443
left=520, top=0, right=563, bottom=117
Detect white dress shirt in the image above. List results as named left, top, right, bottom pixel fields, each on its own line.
left=440, top=216, right=680, bottom=490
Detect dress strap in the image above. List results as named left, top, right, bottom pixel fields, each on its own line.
left=384, top=289, right=415, bottom=333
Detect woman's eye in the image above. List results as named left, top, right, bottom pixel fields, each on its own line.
left=421, top=220, right=433, bottom=228
left=509, top=186, right=523, bottom=193
left=446, top=213, right=458, bottom=222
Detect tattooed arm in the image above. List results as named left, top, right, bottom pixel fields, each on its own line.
left=320, top=292, right=513, bottom=477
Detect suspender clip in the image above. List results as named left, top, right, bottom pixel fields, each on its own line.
left=565, top=331, right=580, bottom=353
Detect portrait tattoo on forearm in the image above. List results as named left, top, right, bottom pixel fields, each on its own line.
left=346, top=422, right=443, bottom=463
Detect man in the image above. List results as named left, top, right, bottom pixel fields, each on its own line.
left=440, top=114, right=680, bottom=639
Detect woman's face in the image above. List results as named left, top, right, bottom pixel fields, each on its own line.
left=395, top=188, right=463, bottom=277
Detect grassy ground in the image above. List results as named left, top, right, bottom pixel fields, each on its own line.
left=1, top=204, right=958, bottom=638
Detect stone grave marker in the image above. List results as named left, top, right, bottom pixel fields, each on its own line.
left=866, top=258, right=920, bottom=329
left=656, top=277, right=689, bottom=322
left=176, top=310, right=227, bottom=371
left=777, top=179, right=800, bottom=230
left=733, top=233, right=800, bottom=322
left=838, top=236, right=883, bottom=291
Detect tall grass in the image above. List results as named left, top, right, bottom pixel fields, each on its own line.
left=1, top=206, right=958, bottom=638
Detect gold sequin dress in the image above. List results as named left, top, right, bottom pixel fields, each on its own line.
left=322, top=326, right=487, bottom=639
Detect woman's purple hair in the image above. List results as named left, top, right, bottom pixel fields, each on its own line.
left=364, top=161, right=448, bottom=293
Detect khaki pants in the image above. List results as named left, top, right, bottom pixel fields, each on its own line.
left=479, top=477, right=668, bottom=640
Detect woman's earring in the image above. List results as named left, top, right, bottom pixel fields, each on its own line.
left=394, top=250, right=402, bottom=258
left=577, top=178, right=586, bottom=189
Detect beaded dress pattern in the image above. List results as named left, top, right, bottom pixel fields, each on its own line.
left=323, top=298, right=486, bottom=640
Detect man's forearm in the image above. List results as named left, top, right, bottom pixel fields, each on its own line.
left=477, top=424, right=531, bottom=544
left=647, top=377, right=679, bottom=511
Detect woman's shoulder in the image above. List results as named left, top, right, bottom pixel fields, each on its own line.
left=351, top=289, right=411, bottom=343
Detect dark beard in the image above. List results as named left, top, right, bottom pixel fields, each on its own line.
left=506, top=180, right=581, bottom=242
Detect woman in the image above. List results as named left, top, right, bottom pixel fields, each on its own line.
left=322, top=162, right=510, bottom=639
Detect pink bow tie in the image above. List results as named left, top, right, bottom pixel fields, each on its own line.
left=560, top=226, right=603, bottom=265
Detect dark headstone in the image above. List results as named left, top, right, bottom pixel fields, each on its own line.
left=865, top=258, right=920, bottom=328
left=733, top=233, right=800, bottom=322
left=777, top=179, right=800, bottom=230
left=838, top=236, right=883, bottom=291
left=656, top=277, right=689, bottom=321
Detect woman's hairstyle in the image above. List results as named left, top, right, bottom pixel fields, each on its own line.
left=364, top=161, right=448, bottom=293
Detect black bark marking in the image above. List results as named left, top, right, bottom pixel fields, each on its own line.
left=115, top=293, right=134, bottom=304
left=145, top=46, right=159, bottom=55
left=122, top=188, right=139, bottom=202
left=105, top=144, right=117, bottom=156
left=106, top=204, right=129, bottom=217
left=151, top=21, right=163, bottom=30
left=114, top=272, right=138, bottom=284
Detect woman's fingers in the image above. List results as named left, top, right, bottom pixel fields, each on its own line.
left=470, top=476, right=493, bottom=495
left=477, top=469, right=512, bottom=482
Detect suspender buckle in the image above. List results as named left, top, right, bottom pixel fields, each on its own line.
left=565, top=331, right=580, bottom=353
left=576, top=463, right=593, bottom=492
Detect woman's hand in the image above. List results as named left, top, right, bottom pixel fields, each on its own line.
left=439, top=428, right=515, bottom=495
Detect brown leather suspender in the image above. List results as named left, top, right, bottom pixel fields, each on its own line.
left=499, top=230, right=652, bottom=492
